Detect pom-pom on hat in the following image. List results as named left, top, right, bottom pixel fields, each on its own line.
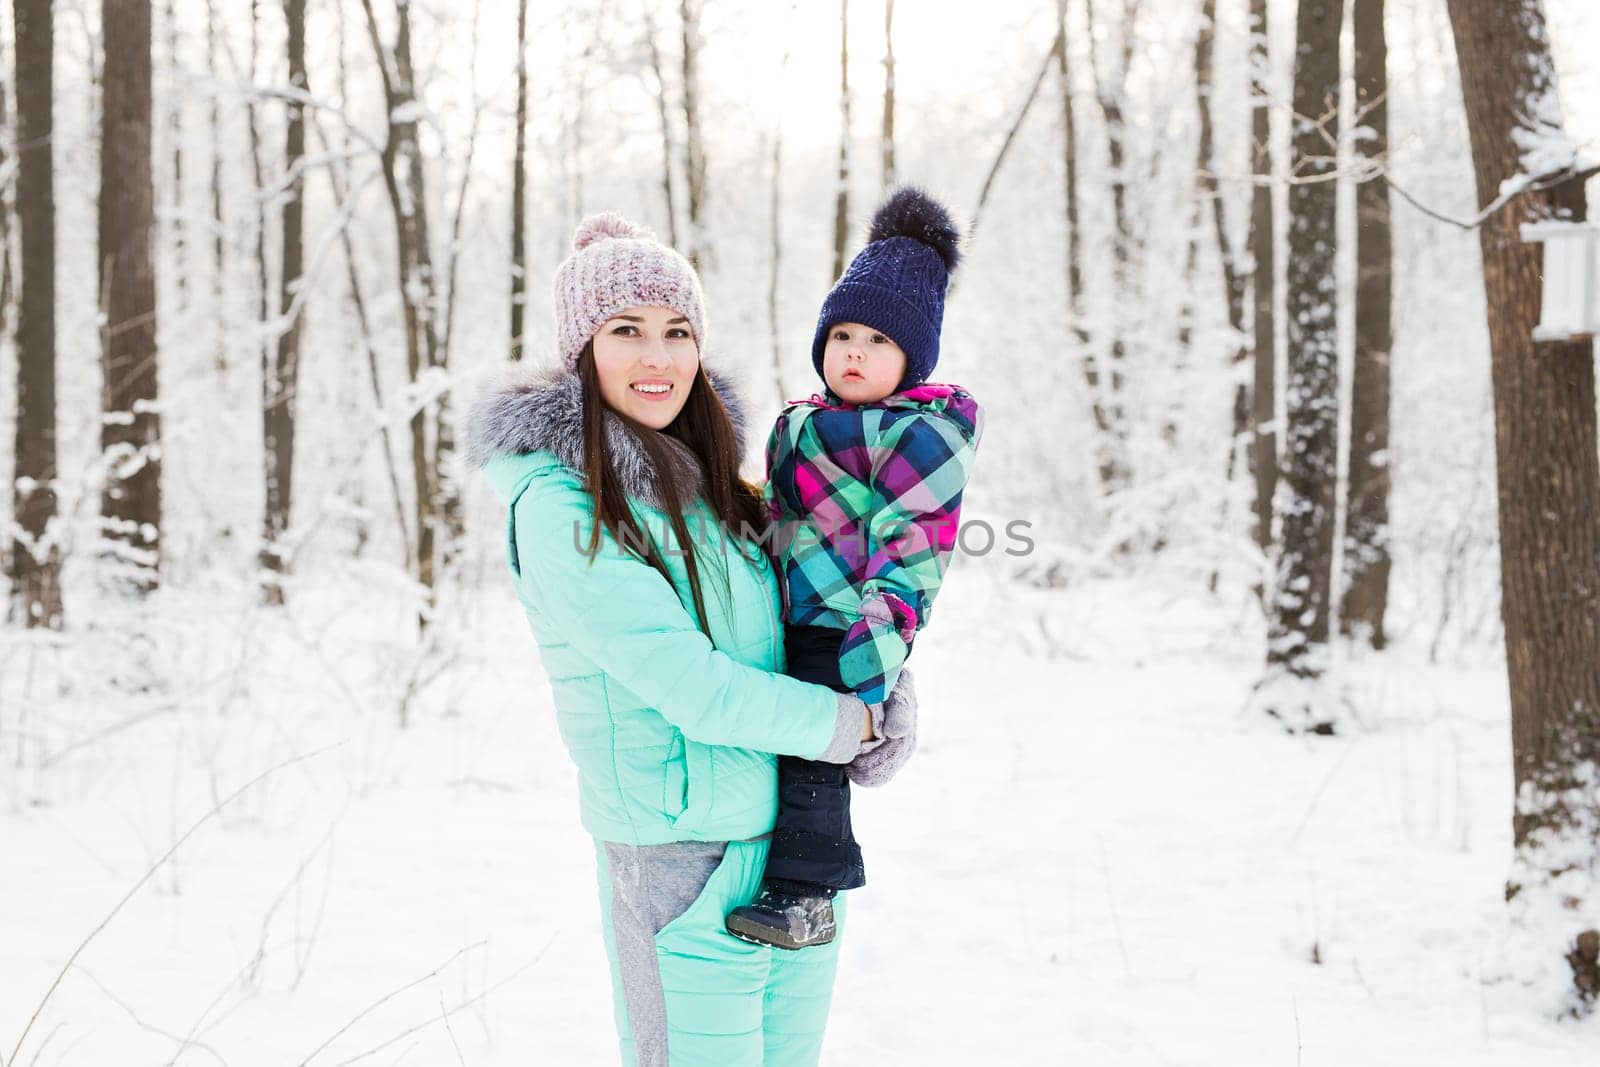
left=553, top=211, right=707, bottom=371
left=811, top=186, right=963, bottom=391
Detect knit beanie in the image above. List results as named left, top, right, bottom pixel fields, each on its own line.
left=811, top=186, right=963, bottom=391
left=553, top=212, right=707, bottom=371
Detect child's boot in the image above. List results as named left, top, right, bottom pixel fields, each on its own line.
left=725, top=882, right=837, bottom=950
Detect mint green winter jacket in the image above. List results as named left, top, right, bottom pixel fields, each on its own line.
left=469, top=366, right=863, bottom=846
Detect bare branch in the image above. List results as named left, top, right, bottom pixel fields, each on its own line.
left=972, top=29, right=1064, bottom=233
left=5, top=743, right=345, bottom=1067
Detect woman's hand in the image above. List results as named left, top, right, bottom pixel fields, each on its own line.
left=848, top=668, right=918, bottom=787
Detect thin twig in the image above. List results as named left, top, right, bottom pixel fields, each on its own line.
left=1382, top=163, right=1600, bottom=230
left=1096, top=835, right=1133, bottom=979
left=295, top=942, right=487, bottom=1065
left=4, top=743, right=345, bottom=1067
left=1289, top=738, right=1358, bottom=845
left=327, top=948, right=549, bottom=1067
left=439, top=991, right=467, bottom=1067
left=1293, top=994, right=1302, bottom=1066
left=71, top=965, right=228, bottom=1066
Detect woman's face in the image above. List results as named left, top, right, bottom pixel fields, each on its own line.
left=591, top=305, right=700, bottom=429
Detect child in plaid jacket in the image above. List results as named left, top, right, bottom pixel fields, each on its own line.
left=725, top=187, right=983, bottom=952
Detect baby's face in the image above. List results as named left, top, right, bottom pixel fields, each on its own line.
left=821, top=323, right=907, bottom=404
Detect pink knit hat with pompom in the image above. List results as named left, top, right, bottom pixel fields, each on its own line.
left=553, top=212, right=707, bottom=371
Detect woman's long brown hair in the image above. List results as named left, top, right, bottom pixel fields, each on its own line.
left=576, top=341, right=768, bottom=635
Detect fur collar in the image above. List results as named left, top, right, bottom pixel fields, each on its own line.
left=466, top=361, right=752, bottom=509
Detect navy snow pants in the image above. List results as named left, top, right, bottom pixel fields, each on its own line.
left=763, top=624, right=866, bottom=895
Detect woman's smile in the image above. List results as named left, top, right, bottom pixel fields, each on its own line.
left=631, top=379, right=676, bottom=399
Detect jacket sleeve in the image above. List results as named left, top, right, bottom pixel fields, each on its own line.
left=838, top=403, right=983, bottom=703
left=509, top=468, right=863, bottom=761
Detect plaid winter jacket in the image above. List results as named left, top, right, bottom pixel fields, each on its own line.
left=763, top=382, right=983, bottom=705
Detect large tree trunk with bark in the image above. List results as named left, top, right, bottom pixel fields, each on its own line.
left=1341, top=0, right=1392, bottom=647
left=261, top=0, right=308, bottom=604
left=1263, top=0, right=1342, bottom=727
left=12, top=0, right=63, bottom=627
left=1447, top=0, right=1600, bottom=1009
left=1248, top=0, right=1276, bottom=554
left=363, top=0, right=450, bottom=622
left=99, top=0, right=161, bottom=591
left=165, top=0, right=184, bottom=318
left=1084, top=0, right=1138, bottom=490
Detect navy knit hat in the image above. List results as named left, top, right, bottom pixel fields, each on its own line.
left=811, top=186, right=963, bottom=392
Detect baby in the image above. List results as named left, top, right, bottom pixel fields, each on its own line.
left=725, top=187, right=983, bottom=950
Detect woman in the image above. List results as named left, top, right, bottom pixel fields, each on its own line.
left=468, top=212, right=917, bottom=1066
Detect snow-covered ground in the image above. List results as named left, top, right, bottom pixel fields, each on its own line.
left=1, top=566, right=1592, bottom=1066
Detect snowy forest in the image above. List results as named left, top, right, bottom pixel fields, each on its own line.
left=3, top=0, right=1600, bottom=1063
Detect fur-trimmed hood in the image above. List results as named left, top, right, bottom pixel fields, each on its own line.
left=466, top=361, right=752, bottom=509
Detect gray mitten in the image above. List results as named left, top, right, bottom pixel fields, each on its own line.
left=847, top=668, right=917, bottom=787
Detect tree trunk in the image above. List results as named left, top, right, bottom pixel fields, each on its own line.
left=12, top=0, right=63, bottom=627
left=680, top=0, right=707, bottom=271
left=1195, top=0, right=1245, bottom=340
left=245, top=0, right=274, bottom=593
left=1341, top=0, right=1392, bottom=648
left=248, top=0, right=270, bottom=514
left=881, top=0, right=895, bottom=190
left=363, top=0, right=446, bottom=621
left=1084, top=0, right=1138, bottom=489
left=207, top=0, right=226, bottom=373
left=769, top=24, right=795, bottom=408
left=99, top=0, right=161, bottom=591
left=1182, top=0, right=1247, bottom=456
left=165, top=0, right=184, bottom=317
left=311, top=17, right=412, bottom=570
left=1054, top=0, right=1108, bottom=479
left=1192, top=0, right=1249, bottom=488
left=1173, top=199, right=1201, bottom=442
left=768, top=121, right=784, bottom=405
left=260, top=0, right=308, bottom=605
left=643, top=2, right=679, bottom=250
left=0, top=10, right=10, bottom=334
left=1264, top=0, right=1342, bottom=724
left=831, top=0, right=851, bottom=282
left=1446, top=0, right=1600, bottom=1008
left=1248, top=0, right=1277, bottom=554
left=509, top=0, right=530, bottom=360
left=0, top=2, right=9, bottom=334
left=436, top=0, right=482, bottom=571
